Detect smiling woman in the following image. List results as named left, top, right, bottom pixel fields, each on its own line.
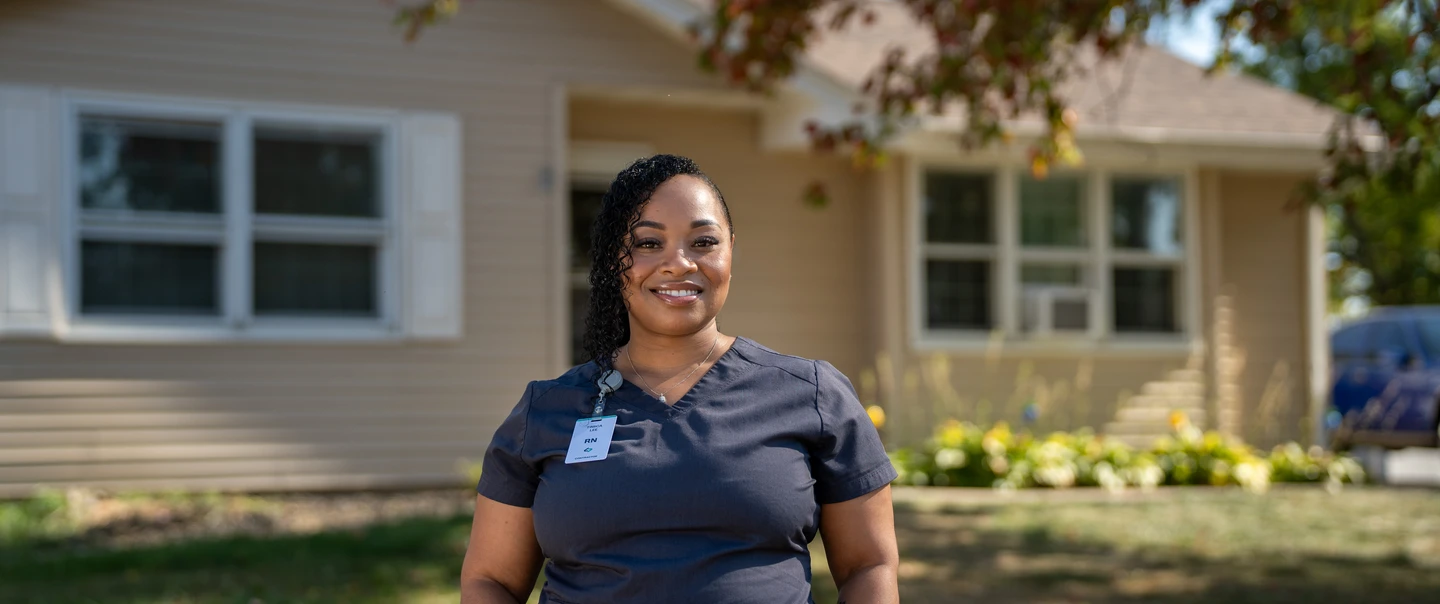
left=459, top=155, right=900, bottom=604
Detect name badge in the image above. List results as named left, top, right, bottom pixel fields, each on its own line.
left=565, top=415, right=617, bottom=464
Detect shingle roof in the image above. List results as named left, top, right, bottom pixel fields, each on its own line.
left=797, top=3, right=1341, bottom=141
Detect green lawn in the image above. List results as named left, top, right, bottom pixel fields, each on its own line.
left=1, top=486, right=1437, bottom=603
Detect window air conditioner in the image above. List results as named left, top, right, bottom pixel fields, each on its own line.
left=1021, top=286, right=1092, bottom=337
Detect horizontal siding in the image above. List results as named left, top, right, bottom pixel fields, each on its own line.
left=0, top=457, right=465, bottom=484
left=0, top=425, right=483, bottom=448
left=0, top=0, right=760, bottom=495
left=1217, top=171, right=1310, bottom=447
left=880, top=354, right=1193, bottom=445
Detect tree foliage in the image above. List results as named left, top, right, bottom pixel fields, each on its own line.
left=395, top=0, right=1440, bottom=303
left=1240, top=2, right=1440, bottom=306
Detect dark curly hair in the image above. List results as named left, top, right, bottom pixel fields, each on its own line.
left=583, top=154, right=733, bottom=369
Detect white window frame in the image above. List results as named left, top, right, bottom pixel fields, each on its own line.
left=58, top=90, right=401, bottom=343
left=909, top=158, right=1201, bottom=355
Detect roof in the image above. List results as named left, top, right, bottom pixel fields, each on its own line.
left=801, top=2, right=1339, bottom=141
left=642, top=0, right=1340, bottom=146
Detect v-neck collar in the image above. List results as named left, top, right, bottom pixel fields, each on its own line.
left=611, top=336, right=745, bottom=418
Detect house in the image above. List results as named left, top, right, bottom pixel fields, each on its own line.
left=0, top=0, right=1335, bottom=496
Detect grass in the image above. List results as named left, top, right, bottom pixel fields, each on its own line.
left=893, top=486, right=1440, bottom=603
left=2, top=486, right=1438, bottom=603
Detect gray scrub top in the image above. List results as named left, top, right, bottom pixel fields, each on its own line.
left=477, top=336, right=897, bottom=604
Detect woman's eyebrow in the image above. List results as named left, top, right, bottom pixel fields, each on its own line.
left=634, top=219, right=720, bottom=230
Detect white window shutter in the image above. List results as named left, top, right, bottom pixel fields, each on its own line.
left=0, top=85, right=59, bottom=339
left=400, top=112, right=463, bottom=340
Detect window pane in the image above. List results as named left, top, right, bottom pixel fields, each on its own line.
left=1021, top=263, right=1084, bottom=285
left=254, top=128, right=380, bottom=217
left=254, top=243, right=376, bottom=317
left=1112, top=177, right=1181, bottom=253
left=1020, top=175, right=1085, bottom=247
left=926, top=260, right=991, bottom=329
left=925, top=172, right=991, bottom=244
left=79, top=116, right=221, bottom=213
left=1113, top=267, right=1176, bottom=333
left=81, top=241, right=218, bottom=315
left=570, top=186, right=607, bottom=270
left=571, top=286, right=591, bottom=366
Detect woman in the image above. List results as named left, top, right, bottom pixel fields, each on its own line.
left=460, top=154, right=899, bottom=603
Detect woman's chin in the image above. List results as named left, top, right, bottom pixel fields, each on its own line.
left=635, top=314, right=715, bottom=337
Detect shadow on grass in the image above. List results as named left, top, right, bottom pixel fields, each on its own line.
left=890, top=502, right=1440, bottom=604
left=4, top=497, right=1437, bottom=604
left=1, top=516, right=837, bottom=604
left=0, top=514, right=474, bottom=604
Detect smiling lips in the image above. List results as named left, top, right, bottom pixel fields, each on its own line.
left=652, top=286, right=703, bottom=305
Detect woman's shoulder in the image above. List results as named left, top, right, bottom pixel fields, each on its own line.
left=521, top=362, right=602, bottom=406
left=730, top=336, right=841, bottom=386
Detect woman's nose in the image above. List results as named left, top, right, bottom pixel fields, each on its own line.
left=660, top=245, right=697, bottom=274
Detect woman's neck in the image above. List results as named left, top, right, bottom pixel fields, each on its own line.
left=623, top=324, right=726, bottom=372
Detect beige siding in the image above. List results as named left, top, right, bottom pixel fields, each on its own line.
left=569, top=99, right=869, bottom=376
left=1214, top=170, right=1311, bottom=447
left=865, top=158, right=1202, bottom=446
left=871, top=165, right=1315, bottom=448
left=0, top=0, right=761, bottom=496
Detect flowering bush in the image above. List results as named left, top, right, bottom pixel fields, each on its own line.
left=889, top=414, right=1365, bottom=494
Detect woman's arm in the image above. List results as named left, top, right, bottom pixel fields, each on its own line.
left=818, top=486, right=900, bottom=604
left=461, top=494, right=545, bottom=604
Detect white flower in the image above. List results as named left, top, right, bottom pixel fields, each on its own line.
left=935, top=448, right=968, bottom=470
left=1095, top=462, right=1126, bottom=494
left=1234, top=460, right=1272, bottom=494
left=1034, top=463, right=1077, bottom=488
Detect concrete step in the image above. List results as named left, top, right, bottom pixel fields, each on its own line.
left=1124, top=394, right=1205, bottom=409
left=1115, top=406, right=1207, bottom=424
left=1108, top=434, right=1164, bottom=449
left=1166, top=369, right=1203, bottom=383
left=1102, top=421, right=1168, bottom=435
left=1141, top=381, right=1206, bottom=397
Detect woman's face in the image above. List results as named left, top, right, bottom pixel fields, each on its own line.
left=622, top=175, right=733, bottom=339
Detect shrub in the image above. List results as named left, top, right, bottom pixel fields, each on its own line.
left=889, top=414, right=1365, bottom=494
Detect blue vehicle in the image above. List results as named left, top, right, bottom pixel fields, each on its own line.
left=1329, top=306, right=1440, bottom=450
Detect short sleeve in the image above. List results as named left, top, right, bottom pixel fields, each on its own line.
left=476, top=382, right=540, bottom=507
left=811, top=361, right=898, bottom=504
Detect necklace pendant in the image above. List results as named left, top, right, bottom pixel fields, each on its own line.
left=658, top=395, right=667, bottom=405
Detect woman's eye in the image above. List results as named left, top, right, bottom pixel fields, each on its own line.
left=694, top=237, right=720, bottom=248
left=635, top=238, right=661, bottom=249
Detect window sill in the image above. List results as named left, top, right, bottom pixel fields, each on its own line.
left=915, top=332, right=1201, bottom=357
left=54, top=319, right=407, bottom=345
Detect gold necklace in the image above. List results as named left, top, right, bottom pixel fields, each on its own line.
left=625, top=336, right=720, bottom=405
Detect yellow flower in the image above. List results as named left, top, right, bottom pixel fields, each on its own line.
left=866, top=405, right=887, bottom=430
left=937, top=419, right=965, bottom=448
left=1168, top=410, right=1190, bottom=431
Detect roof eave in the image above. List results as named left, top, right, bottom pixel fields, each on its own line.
left=601, top=0, right=866, bottom=152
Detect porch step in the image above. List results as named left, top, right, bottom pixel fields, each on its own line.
left=1114, top=406, right=1207, bottom=425
left=1105, top=432, right=1168, bottom=449
left=1140, top=381, right=1206, bottom=398
left=1126, top=394, right=1205, bottom=409
left=1166, top=369, right=1203, bottom=383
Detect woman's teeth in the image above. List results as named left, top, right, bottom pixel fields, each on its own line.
left=657, top=289, right=699, bottom=296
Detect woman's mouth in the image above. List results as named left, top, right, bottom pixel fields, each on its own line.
left=652, top=287, right=702, bottom=305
